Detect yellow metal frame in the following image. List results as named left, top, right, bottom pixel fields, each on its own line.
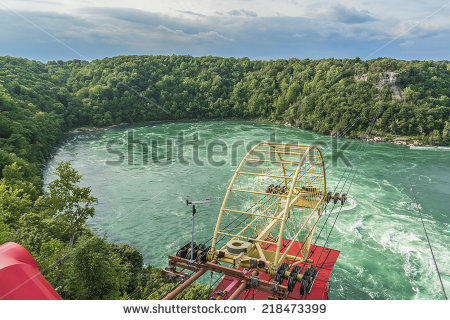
left=209, top=142, right=326, bottom=275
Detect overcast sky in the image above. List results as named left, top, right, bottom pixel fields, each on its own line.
left=0, top=0, right=449, bottom=61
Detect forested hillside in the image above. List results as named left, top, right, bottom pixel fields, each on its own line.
left=0, top=55, right=449, bottom=299
left=2, top=56, right=449, bottom=146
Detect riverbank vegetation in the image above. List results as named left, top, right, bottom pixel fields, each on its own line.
left=0, top=55, right=448, bottom=299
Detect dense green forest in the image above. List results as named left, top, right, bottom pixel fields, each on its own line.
left=1, top=55, right=449, bottom=145
left=0, top=55, right=449, bottom=299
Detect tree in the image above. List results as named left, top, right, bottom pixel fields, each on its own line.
left=0, top=180, right=33, bottom=226
left=47, top=161, right=97, bottom=248
left=36, top=238, right=66, bottom=286
left=108, top=242, right=144, bottom=293
left=0, top=221, right=12, bottom=244
left=2, top=162, right=39, bottom=199
left=61, top=235, right=129, bottom=299
left=286, top=82, right=301, bottom=104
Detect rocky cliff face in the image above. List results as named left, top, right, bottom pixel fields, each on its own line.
left=355, top=71, right=404, bottom=102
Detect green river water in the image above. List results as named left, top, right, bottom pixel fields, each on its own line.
left=43, top=121, right=449, bottom=299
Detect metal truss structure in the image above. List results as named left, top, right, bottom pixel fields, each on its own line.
left=208, top=142, right=327, bottom=277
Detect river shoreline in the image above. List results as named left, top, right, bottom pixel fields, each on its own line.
left=64, top=119, right=447, bottom=148
left=272, top=120, right=443, bottom=148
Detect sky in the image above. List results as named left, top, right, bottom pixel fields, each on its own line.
left=0, top=0, right=449, bottom=61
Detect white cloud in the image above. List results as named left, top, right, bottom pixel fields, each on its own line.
left=194, top=30, right=230, bottom=41
left=154, top=25, right=230, bottom=42
left=1, top=0, right=449, bottom=60
left=156, top=25, right=184, bottom=35
left=329, top=4, right=376, bottom=24
left=226, top=9, right=257, bottom=17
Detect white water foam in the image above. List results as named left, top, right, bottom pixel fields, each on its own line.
left=409, top=146, right=450, bottom=151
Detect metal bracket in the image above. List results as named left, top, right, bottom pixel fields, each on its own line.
left=250, top=276, right=259, bottom=287
left=161, top=267, right=190, bottom=282
left=233, top=252, right=244, bottom=269
left=270, top=282, right=279, bottom=293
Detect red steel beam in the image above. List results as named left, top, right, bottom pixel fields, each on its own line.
left=167, top=255, right=288, bottom=299
left=162, top=269, right=206, bottom=300
left=162, top=259, right=217, bottom=300
left=228, top=281, right=247, bottom=300
left=228, top=270, right=259, bottom=300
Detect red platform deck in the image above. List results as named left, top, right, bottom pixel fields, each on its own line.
left=210, top=239, right=340, bottom=300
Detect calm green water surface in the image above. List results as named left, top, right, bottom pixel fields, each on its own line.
left=43, top=121, right=449, bottom=299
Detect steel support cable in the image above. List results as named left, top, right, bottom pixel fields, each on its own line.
left=157, top=280, right=185, bottom=300
left=264, top=108, right=379, bottom=302
left=312, top=106, right=382, bottom=269
left=157, top=276, right=194, bottom=300
left=145, top=280, right=172, bottom=299
left=284, top=103, right=384, bottom=257
left=128, top=274, right=163, bottom=299
left=196, top=273, right=225, bottom=300
left=285, top=120, right=380, bottom=294
left=285, top=178, right=348, bottom=271
left=286, top=106, right=382, bottom=270
left=392, top=129, right=448, bottom=300
left=284, top=104, right=381, bottom=275
left=285, top=138, right=359, bottom=258
left=313, top=161, right=370, bottom=270
left=284, top=157, right=351, bottom=269
left=201, top=271, right=215, bottom=299
left=142, top=277, right=176, bottom=300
